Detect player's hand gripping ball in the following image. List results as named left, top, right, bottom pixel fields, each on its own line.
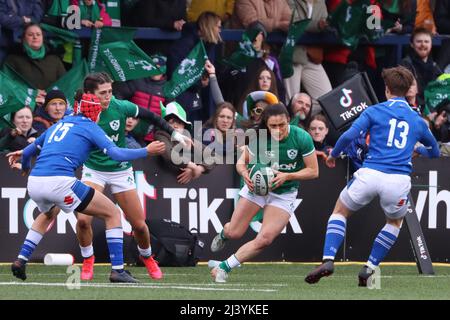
left=249, top=163, right=275, bottom=196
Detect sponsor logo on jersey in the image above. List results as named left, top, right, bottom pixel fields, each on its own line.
left=287, top=149, right=298, bottom=160
left=64, top=196, right=74, bottom=205
left=109, top=120, right=120, bottom=131
left=397, top=198, right=407, bottom=207
left=273, top=162, right=297, bottom=171
left=110, top=134, right=119, bottom=142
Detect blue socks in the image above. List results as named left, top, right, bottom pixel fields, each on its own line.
left=322, top=214, right=347, bottom=261
left=18, top=229, right=43, bottom=262
left=367, top=224, right=400, bottom=269
left=105, top=228, right=124, bottom=271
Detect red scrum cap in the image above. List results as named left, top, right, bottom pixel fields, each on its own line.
left=74, top=93, right=102, bottom=122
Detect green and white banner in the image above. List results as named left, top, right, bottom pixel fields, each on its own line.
left=163, top=41, right=208, bottom=99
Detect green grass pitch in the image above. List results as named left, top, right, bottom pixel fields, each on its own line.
left=0, top=263, right=449, bottom=300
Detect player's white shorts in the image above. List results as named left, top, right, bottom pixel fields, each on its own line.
left=239, top=185, right=297, bottom=216
left=27, top=176, right=94, bottom=213
left=81, top=166, right=136, bottom=194
left=339, top=167, right=411, bottom=219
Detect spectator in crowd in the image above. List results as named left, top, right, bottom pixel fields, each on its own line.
left=188, top=0, right=235, bottom=25
left=129, top=0, right=186, bottom=55
left=0, top=106, right=38, bottom=152
left=167, top=11, right=222, bottom=122
left=382, top=0, right=417, bottom=34
left=237, top=65, right=279, bottom=116
left=434, top=0, right=450, bottom=34
left=284, top=0, right=332, bottom=114
left=415, top=0, right=436, bottom=34
left=287, top=92, right=312, bottom=129
left=322, top=0, right=377, bottom=88
left=131, top=0, right=186, bottom=31
left=235, top=90, right=278, bottom=129
left=71, top=0, right=112, bottom=28
left=221, top=21, right=286, bottom=107
left=203, top=102, right=242, bottom=162
left=434, top=0, right=450, bottom=73
left=231, top=0, right=291, bottom=32
left=4, top=23, right=66, bottom=92
left=125, top=117, right=144, bottom=149
left=114, top=54, right=170, bottom=144
left=0, top=0, right=43, bottom=64
left=155, top=101, right=215, bottom=184
left=307, top=113, right=332, bottom=161
left=430, top=99, right=450, bottom=155
left=400, top=27, right=442, bottom=108
left=33, top=89, right=68, bottom=135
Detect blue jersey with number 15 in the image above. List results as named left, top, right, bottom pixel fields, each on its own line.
left=350, top=98, right=437, bottom=175
left=30, top=115, right=116, bottom=177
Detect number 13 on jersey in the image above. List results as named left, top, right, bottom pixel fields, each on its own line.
left=387, top=118, right=409, bottom=149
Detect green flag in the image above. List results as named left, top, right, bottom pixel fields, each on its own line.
left=46, top=0, right=70, bottom=17
left=41, top=23, right=79, bottom=44
left=221, top=33, right=262, bottom=70
left=279, top=18, right=311, bottom=78
left=41, top=23, right=82, bottom=65
left=1, top=65, right=37, bottom=110
left=98, top=40, right=162, bottom=82
left=0, top=71, right=36, bottom=118
left=88, top=27, right=137, bottom=73
left=424, top=78, right=450, bottom=112
left=47, top=60, right=89, bottom=109
left=163, top=41, right=208, bottom=99
left=328, top=0, right=382, bottom=49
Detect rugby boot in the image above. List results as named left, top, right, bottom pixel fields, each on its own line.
left=81, top=255, right=95, bottom=280
left=109, top=269, right=139, bottom=283
left=304, top=260, right=335, bottom=284
left=139, top=255, right=163, bottom=280
left=11, top=258, right=27, bottom=281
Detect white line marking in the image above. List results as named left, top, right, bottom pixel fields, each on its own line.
left=0, top=282, right=278, bottom=292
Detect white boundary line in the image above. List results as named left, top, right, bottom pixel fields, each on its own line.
left=0, top=282, right=277, bottom=292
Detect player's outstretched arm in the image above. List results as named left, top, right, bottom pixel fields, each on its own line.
left=416, top=127, right=440, bottom=158
left=330, top=126, right=361, bottom=159
left=137, top=107, right=192, bottom=147
left=105, top=141, right=166, bottom=162
left=90, top=121, right=165, bottom=161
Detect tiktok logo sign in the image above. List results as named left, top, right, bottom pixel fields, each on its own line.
left=340, top=88, right=353, bottom=108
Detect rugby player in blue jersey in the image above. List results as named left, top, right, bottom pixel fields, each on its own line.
left=305, top=66, right=440, bottom=286
left=7, top=94, right=166, bottom=283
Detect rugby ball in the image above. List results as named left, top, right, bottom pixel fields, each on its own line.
left=249, top=164, right=275, bottom=196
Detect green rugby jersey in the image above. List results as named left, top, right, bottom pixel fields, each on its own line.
left=84, top=96, right=139, bottom=172
left=247, top=125, right=315, bottom=194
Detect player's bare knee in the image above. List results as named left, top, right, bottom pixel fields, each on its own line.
left=254, top=233, right=274, bottom=249
left=226, top=229, right=239, bottom=240
left=387, top=217, right=403, bottom=229
left=132, top=221, right=148, bottom=235
left=77, top=217, right=92, bottom=230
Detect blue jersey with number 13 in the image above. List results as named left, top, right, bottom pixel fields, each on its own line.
left=346, top=98, right=437, bottom=175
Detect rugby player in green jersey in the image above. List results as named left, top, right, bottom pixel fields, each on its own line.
left=210, top=103, right=319, bottom=282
